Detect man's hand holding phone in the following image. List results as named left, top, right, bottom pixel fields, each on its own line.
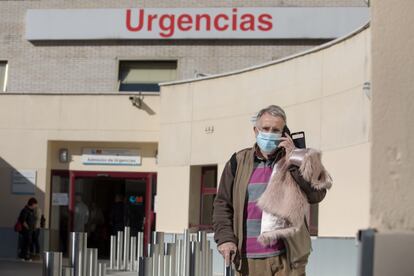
left=279, top=133, right=296, bottom=156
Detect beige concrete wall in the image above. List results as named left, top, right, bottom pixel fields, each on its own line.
left=156, top=166, right=190, bottom=232
left=371, top=1, right=414, bottom=231
left=158, top=27, right=371, bottom=236
left=0, top=94, right=159, bottom=227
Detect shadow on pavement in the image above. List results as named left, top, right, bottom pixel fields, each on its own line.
left=0, top=259, right=42, bottom=276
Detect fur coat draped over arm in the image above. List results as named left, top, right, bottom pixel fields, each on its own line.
left=257, top=148, right=332, bottom=246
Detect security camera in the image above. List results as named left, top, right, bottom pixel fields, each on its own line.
left=129, top=95, right=143, bottom=108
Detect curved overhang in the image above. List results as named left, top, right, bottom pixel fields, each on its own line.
left=160, top=21, right=370, bottom=87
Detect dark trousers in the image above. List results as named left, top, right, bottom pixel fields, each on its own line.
left=31, top=228, right=40, bottom=255
left=19, top=229, right=33, bottom=259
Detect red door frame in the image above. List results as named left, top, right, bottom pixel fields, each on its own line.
left=52, top=170, right=155, bottom=249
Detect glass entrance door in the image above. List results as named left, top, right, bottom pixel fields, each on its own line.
left=49, top=170, right=156, bottom=257
left=49, top=170, right=70, bottom=254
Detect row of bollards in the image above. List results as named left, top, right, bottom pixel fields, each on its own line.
left=109, top=228, right=222, bottom=276
left=109, top=228, right=145, bottom=271
left=43, top=232, right=107, bottom=276
left=43, top=227, right=236, bottom=276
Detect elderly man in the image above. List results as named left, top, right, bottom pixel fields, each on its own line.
left=213, top=105, right=327, bottom=276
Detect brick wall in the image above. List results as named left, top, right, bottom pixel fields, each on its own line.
left=0, top=0, right=367, bottom=93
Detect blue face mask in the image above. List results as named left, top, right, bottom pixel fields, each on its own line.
left=256, top=131, right=282, bottom=154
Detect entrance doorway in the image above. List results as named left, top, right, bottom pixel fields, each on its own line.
left=49, top=170, right=156, bottom=257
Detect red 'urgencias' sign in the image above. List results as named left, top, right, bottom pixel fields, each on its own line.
left=125, top=8, right=273, bottom=38
left=25, top=8, right=370, bottom=40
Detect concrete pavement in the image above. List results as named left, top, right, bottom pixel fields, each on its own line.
left=0, top=258, right=137, bottom=276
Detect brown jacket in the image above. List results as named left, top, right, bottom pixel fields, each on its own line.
left=213, top=146, right=326, bottom=271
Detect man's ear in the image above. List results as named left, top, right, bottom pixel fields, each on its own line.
left=253, top=126, right=259, bottom=136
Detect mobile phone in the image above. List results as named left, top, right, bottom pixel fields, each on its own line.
left=282, top=125, right=290, bottom=137
left=291, top=131, right=306, bottom=149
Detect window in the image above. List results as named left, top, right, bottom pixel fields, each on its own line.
left=199, top=166, right=218, bottom=230
left=118, top=60, right=177, bottom=92
left=0, top=61, right=7, bottom=92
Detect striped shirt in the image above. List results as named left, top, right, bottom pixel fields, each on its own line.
left=242, top=155, right=285, bottom=258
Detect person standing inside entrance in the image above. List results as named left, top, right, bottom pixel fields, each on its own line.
left=74, top=194, right=89, bottom=232
left=18, top=197, right=37, bottom=261
left=213, top=105, right=327, bottom=276
left=110, top=194, right=125, bottom=235
left=30, top=205, right=42, bottom=259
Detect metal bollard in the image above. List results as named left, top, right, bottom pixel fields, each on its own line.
left=166, top=243, right=176, bottom=276
left=204, top=239, right=210, bottom=276
left=151, top=231, right=164, bottom=276
left=197, top=231, right=207, bottom=276
left=116, top=231, right=123, bottom=270
left=176, top=239, right=183, bottom=276
left=205, top=248, right=210, bottom=276
left=155, top=232, right=165, bottom=253
left=159, top=253, right=165, bottom=276
left=87, top=248, right=98, bottom=276
left=195, top=242, right=202, bottom=276
left=109, top=236, right=116, bottom=270
left=207, top=246, right=213, bottom=276
left=98, top=263, right=106, bottom=276
left=210, top=248, right=214, bottom=276
left=137, top=232, right=144, bottom=259
left=164, top=255, right=171, bottom=276
left=138, top=256, right=146, bottom=276
left=43, top=251, right=63, bottom=276
left=123, top=227, right=130, bottom=271
left=136, top=231, right=143, bottom=272
left=130, top=236, right=137, bottom=271
left=151, top=231, right=157, bottom=244
left=183, top=229, right=190, bottom=276
left=145, top=257, right=153, bottom=276
left=151, top=243, right=160, bottom=276
left=147, top=243, right=153, bottom=258
left=69, top=232, right=87, bottom=276
left=189, top=241, right=196, bottom=276
left=156, top=232, right=165, bottom=276
left=62, top=267, right=74, bottom=276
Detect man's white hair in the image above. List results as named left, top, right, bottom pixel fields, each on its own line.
left=255, top=105, right=287, bottom=127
